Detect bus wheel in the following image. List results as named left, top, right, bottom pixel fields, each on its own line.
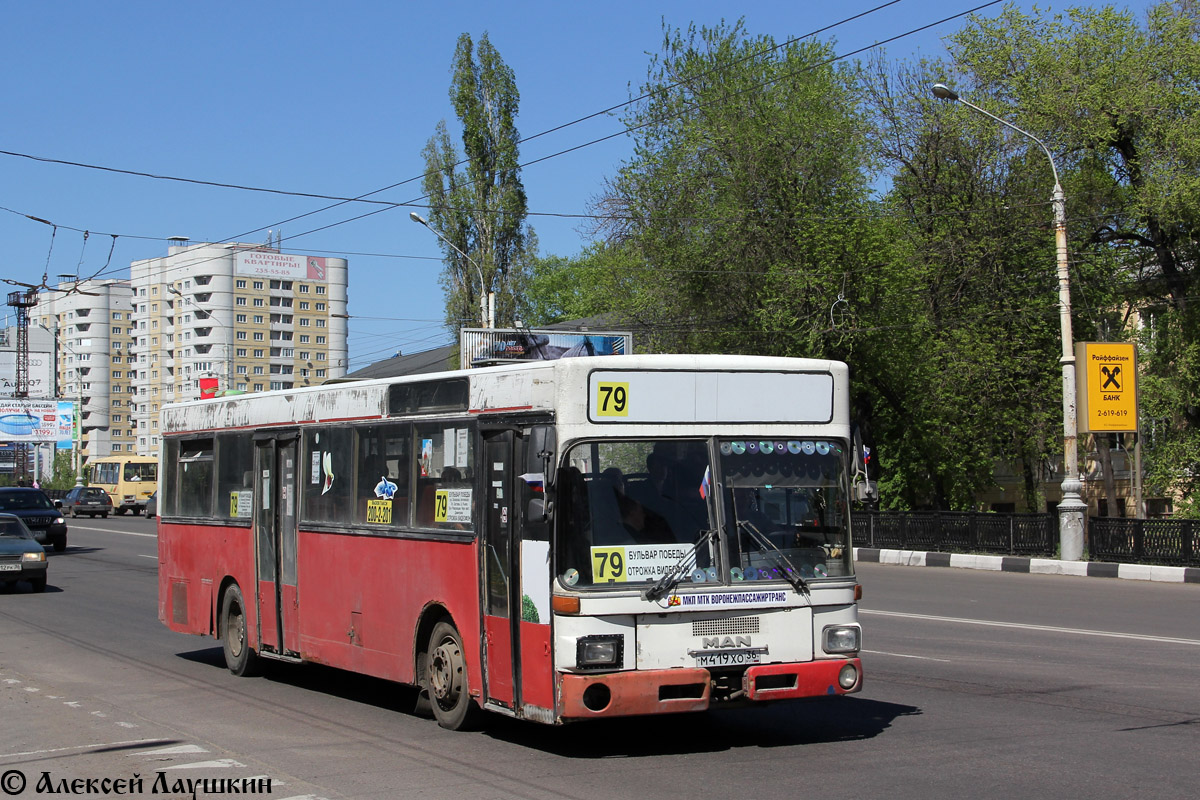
left=426, top=621, right=480, bottom=730
left=221, top=584, right=261, bottom=677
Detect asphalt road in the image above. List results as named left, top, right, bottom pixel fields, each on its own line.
left=1, top=515, right=1197, bottom=799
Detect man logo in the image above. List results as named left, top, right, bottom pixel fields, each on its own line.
left=702, top=635, right=752, bottom=649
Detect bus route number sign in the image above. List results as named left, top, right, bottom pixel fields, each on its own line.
left=595, top=382, right=629, bottom=417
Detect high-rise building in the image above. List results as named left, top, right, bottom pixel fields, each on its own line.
left=128, top=240, right=349, bottom=455
left=32, top=279, right=136, bottom=459
left=32, top=241, right=348, bottom=460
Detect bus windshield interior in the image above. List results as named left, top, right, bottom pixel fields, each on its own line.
left=556, top=438, right=853, bottom=591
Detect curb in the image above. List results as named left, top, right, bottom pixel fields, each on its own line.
left=853, top=548, right=1200, bottom=584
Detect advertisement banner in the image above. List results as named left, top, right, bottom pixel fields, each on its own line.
left=0, top=351, right=54, bottom=397
left=199, top=377, right=220, bottom=399
left=234, top=251, right=327, bottom=282
left=56, top=400, right=75, bottom=449
left=0, top=399, right=60, bottom=442
left=461, top=329, right=631, bottom=367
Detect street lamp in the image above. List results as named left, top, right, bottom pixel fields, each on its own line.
left=932, top=83, right=1086, bottom=560
left=409, top=211, right=491, bottom=328
left=168, top=286, right=234, bottom=397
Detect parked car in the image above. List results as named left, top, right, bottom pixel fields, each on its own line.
left=145, top=490, right=157, bottom=519
left=0, top=513, right=48, bottom=592
left=61, top=486, right=113, bottom=518
left=0, top=488, right=67, bottom=552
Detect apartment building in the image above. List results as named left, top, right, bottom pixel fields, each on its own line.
left=32, top=279, right=136, bottom=459
left=29, top=241, right=348, bottom=460
left=127, top=240, right=349, bottom=455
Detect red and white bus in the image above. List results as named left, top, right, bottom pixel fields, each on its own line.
left=157, top=354, right=863, bottom=729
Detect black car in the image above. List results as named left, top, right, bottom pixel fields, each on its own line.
left=0, top=513, right=48, bottom=592
left=0, top=488, right=67, bottom=552
left=61, top=486, right=113, bottom=518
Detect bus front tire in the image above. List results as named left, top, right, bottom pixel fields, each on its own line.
left=221, top=585, right=261, bottom=677
left=426, top=621, right=481, bottom=731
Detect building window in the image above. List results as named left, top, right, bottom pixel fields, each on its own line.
left=299, top=318, right=310, bottom=327
left=236, top=297, right=247, bottom=306
left=236, top=280, right=247, bottom=289
left=253, top=332, right=264, bottom=341
left=316, top=319, right=326, bottom=328
left=253, top=298, right=264, bottom=307
left=299, top=285, right=310, bottom=294
left=316, top=302, right=326, bottom=311
left=236, top=314, right=247, bottom=323
left=236, top=331, right=247, bottom=340
left=254, top=349, right=265, bottom=358
left=253, top=281, right=264, bottom=290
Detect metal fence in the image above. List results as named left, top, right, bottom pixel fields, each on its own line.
left=1088, top=517, right=1199, bottom=567
left=851, top=511, right=1058, bottom=557
left=852, top=511, right=1200, bottom=566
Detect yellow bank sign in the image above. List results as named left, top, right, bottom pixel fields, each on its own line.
left=1075, top=342, right=1138, bottom=433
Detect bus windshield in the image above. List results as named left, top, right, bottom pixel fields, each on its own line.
left=556, top=437, right=853, bottom=591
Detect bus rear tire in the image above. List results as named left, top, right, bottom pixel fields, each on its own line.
left=426, top=621, right=481, bottom=731
left=221, top=584, right=261, bottom=677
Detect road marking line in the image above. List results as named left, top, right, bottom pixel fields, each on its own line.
left=861, top=609, right=1200, bottom=646
left=70, top=524, right=157, bottom=538
left=862, top=649, right=952, bottom=662
left=138, top=554, right=157, bottom=559
left=0, top=738, right=166, bottom=759
left=142, top=744, right=208, bottom=755
left=160, top=759, right=245, bottom=770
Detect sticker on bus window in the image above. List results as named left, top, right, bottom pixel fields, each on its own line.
left=229, top=490, right=253, bottom=518
left=366, top=499, right=392, bottom=525
left=434, top=488, right=472, bottom=524
left=595, top=382, right=630, bottom=417
left=590, top=543, right=691, bottom=583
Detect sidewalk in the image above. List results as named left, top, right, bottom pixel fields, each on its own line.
left=854, top=547, right=1200, bottom=584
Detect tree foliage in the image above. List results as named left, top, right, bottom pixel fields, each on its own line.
left=421, top=32, right=532, bottom=330
left=522, top=4, right=1200, bottom=513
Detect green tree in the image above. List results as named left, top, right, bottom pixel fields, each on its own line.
left=942, top=2, right=1200, bottom=512
left=421, top=32, right=531, bottom=330
left=593, top=21, right=880, bottom=357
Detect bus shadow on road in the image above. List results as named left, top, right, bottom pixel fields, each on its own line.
left=175, top=646, right=919, bottom=753
left=484, top=696, right=922, bottom=756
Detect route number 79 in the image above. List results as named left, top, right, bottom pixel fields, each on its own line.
left=596, top=382, right=630, bottom=417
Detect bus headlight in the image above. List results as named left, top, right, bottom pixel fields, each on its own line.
left=576, top=635, right=624, bottom=669
left=823, top=625, right=860, bottom=654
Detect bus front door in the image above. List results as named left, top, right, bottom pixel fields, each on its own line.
left=481, top=427, right=554, bottom=718
left=254, top=434, right=301, bottom=658
left=482, top=430, right=518, bottom=709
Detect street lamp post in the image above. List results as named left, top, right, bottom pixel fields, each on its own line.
left=932, top=83, right=1085, bottom=561
left=409, top=211, right=491, bottom=329
left=168, top=286, right=234, bottom=396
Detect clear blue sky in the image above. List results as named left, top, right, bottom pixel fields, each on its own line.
left=0, top=1, right=1154, bottom=371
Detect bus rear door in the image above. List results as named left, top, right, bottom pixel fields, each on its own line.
left=253, top=432, right=301, bottom=658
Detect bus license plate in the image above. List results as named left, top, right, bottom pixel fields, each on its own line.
left=694, top=651, right=761, bottom=667
left=0, top=564, right=20, bottom=572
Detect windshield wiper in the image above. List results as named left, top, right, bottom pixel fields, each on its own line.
left=642, top=528, right=718, bottom=603
left=737, top=520, right=810, bottom=597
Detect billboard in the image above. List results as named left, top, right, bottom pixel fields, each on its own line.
left=1075, top=342, right=1138, bottom=433
left=234, top=251, right=328, bottom=282
left=0, top=399, right=61, bottom=443
left=461, top=329, right=632, bottom=367
left=0, top=350, right=54, bottom=397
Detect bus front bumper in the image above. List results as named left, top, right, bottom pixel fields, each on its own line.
left=558, top=658, right=863, bottom=720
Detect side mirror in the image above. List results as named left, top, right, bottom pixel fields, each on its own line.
left=530, top=425, right=557, bottom=490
